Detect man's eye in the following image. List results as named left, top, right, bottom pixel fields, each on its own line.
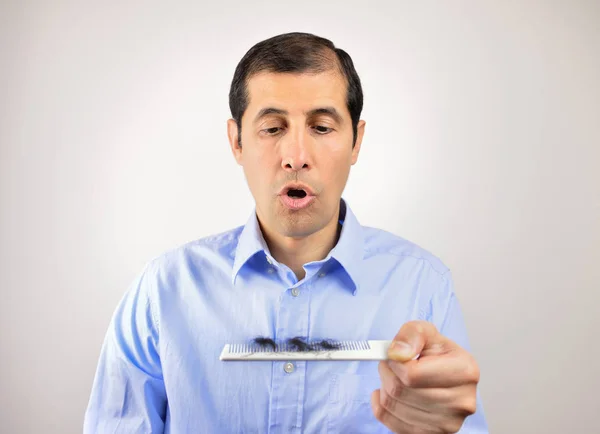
left=313, top=125, right=333, bottom=134
left=263, top=127, right=282, bottom=135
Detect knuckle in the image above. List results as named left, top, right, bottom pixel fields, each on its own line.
left=379, top=391, right=394, bottom=411
left=412, top=319, right=437, bottom=335
left=448, top=394, right=477, bottom=422
left=464, top=357, right=481, bottom=383
left=441, top=419, right=465, bottom=434
left=460, top=394, right=478, bottom=415
left=423, top=320, right=438, bottom=334
left=386, top=378, right=404, bottom=398
left=372, top=402, right=386, bottom=421
left=402, top=368, right=418, bottom=387
left=403, top=320, right=424, bottom=334
left=414, top=321, right=426, bottom=334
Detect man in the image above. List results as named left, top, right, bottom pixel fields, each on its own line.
left=84, top=32, right=488, bottom=433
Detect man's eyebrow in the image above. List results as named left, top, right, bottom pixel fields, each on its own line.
left=253, top=107, right=288, bottom=124
left=253, top=107, right=344, bottom=124
left=306, top=107, right=343, bottom=124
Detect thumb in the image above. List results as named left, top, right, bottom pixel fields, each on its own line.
left=387, top=321, right=448, bottom=362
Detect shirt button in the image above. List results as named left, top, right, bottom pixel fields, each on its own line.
left=291, top=287, right=300, bottom=297
left=284, top=362, right=295, bottom=373
left=318, top=272, right=326, bottom=278
left=267, top=267, right=275, bottom=274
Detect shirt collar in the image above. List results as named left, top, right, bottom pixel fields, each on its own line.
left=231, top=198, right=364, bottom=294
left=327, top=199, right=364, bottom=294
left=231, top=210, right=271, bottom=285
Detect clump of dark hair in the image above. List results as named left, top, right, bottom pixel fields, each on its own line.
left=228, top=32, right=363, bottom=147
left=252, top=336, right=341, bottom=352
left=287, top=336, right=313, bottom=352
left=252, top=336, right=277, bottom=351
left=316, top=339, right=341, bottom=350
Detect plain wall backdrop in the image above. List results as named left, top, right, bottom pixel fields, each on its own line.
left=1, top=1, right=599, bottom=433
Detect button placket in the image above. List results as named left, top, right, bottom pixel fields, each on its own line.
left=269, top=280, right=309, bottom=432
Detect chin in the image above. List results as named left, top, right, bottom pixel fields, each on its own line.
left=278, top=219, right=322, bottom=238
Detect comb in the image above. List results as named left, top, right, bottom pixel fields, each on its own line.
left=220, top=340, right=393, bottom=361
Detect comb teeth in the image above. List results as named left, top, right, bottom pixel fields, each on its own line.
left=227, top=340, right=371, bottom=353
left=337, top=341, right=371, bottom=351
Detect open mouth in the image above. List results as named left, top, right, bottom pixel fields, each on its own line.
left=279, top=185, right=315, bottom=210
left=286, top=189, right=307, bottom=199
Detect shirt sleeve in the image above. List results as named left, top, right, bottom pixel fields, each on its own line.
left=83, top=263, right=167, bottom=433
left=428, top=271, right=490, bottom=434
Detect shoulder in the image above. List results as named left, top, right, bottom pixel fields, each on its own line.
left=360, top=226, right=458, bottom=324
left=143, top=225, right=243, bottom=281
left=361, top=225, right=450, bottom=279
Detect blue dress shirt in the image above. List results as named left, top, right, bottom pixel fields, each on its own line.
left=84, top=199, right=488, bottom=433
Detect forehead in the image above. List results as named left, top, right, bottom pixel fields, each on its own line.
left=245, top=70, right=349, bottom=117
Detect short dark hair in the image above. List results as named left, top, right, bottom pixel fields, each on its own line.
left=228, top=32, right=364, bottom=147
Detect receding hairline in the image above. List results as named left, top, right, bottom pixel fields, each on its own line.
left=245, top=47, right=344, bottom=82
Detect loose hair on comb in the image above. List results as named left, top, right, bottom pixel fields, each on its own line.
left=252, top=336, right=277, bottom=351
left=252, top=336, right=342, bottom=352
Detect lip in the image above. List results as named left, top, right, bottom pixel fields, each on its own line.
left=277, top=182, right=316, bottom=210
left=277, top=182, right=316, bottom=197
left=279, top=194, right=316, bottom=210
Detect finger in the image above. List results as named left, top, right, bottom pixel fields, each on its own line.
left=388, top=321, right=455, bottom=362
left=371, top=390, right=433, bottom=434
left=376, top=386, right=445, bottom=431
left=378, top=360, right=420, bottom=408
left=388, top=353, right=480, bottom=389
left=379, top=361, right=475, bottom=411
left=378, top=360, right=436, bottom=414
left=373, top=386, right=475, bottom=434
left=372, top=388, right=475, bottom=434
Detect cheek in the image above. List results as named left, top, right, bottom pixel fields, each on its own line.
left=319, top=165, right=350, bottom=199
left=321, top=148, right=352, bottom=180
left=243, top=154, right=276, bottom=191
left=245, top=145, right=277, bottom=168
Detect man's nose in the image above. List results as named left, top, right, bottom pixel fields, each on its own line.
left=281, top=127, right=312, bottom=172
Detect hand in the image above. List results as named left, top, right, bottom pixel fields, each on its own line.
left=371, top=321, right=480, bottom=433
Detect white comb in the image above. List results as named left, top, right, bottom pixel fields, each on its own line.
left=220, top=340, right=393, bottom=361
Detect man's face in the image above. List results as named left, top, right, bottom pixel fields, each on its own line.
left=227, top=70, right=365, bottom=239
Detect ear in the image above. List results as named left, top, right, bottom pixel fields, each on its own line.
left=227, top=119, right=243, bottom=165
left=351, top=120, right=366, bottom=165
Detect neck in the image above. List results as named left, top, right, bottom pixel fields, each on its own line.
left=259, top=207, right=342, bottom=281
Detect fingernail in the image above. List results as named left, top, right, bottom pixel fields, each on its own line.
left=389, top=341, right=414, bottom=359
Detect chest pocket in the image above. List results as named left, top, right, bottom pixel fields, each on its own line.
left=326, top=373, right=391, bottom=433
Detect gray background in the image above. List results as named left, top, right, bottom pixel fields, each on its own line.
left=1, top=1, right=599, bottom=433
